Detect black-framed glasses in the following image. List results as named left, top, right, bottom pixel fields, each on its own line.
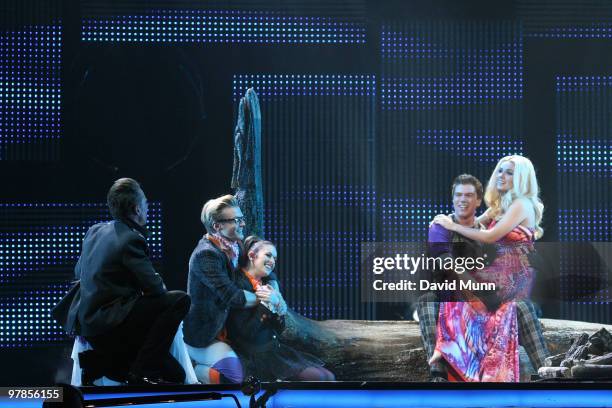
left=217, top=217, right=246, bottom=225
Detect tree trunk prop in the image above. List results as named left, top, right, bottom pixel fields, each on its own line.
left=232, top=88, right=264, bottom=238
left=280, top=317, right=612, bottom=382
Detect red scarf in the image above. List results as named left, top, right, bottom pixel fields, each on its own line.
left=206, top=233, right=240, bottom=268
left=241, top=268, right=262, bottom=291
left=206, top=233, right=240, bottom=343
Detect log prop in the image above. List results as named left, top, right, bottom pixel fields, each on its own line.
left=282, top=316, right=612, bottom=382
left=584, top=352, right=612, bottom=366
left=571, top=364, right=612, bottom=379
left=538, top=367, right=569, bottom=379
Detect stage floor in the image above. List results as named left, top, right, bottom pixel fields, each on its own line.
left=3, top=381, right=612, bottom=407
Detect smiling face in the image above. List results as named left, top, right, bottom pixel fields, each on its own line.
left=248, top=243, right=277, bottom=279
left=452, top=183, right=481, bottom=221
left=496, top=161, right=515, bottom=193
left=214, top=206, right=245, bottom=242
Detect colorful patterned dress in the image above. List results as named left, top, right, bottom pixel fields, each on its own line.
left=434, top=221, right=535, bottom=382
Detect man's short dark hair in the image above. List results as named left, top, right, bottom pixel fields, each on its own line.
left=107, top=178, right=144, bottom=220
left=451, top=174, right=483, bottom=200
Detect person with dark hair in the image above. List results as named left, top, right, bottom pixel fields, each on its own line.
left=431, top=157, right=549, bottom=381
left=56, top=178, right=190, bottom=385
left=418, top=173, right=548, bottom=381
left=183, top=195, right=277, bottom=384
left=226, top=236, right=335, bottom=381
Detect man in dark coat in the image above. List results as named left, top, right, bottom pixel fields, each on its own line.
left=58, top=178, right=190, bottom=385
left=183, top=194, right=277, bottom=384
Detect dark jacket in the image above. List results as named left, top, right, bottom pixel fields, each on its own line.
left=183, top=237, right=247, bottom=348
left=226, top=272, right=285, bottom=354
left=62, top=218, right=166, bottom=337
left=182, top=236, right=277, bottom=348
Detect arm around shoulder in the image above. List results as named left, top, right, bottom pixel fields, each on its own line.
left=452, top=199, right=530, bottom=243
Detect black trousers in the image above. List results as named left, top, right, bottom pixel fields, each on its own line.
left=84, top=290, right=190, bottom=383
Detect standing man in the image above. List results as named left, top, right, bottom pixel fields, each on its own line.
left=183, top=194, right=279, bottom=384
left=62, top=178, right=190, bottom=385
left=417, top=174, right=549, bottom=381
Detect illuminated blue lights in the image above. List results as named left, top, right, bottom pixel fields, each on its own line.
left=233, top=74, right=375, bottom=100
left=382, top=31, right=521, bottom=61
left=0, top=25, right=62, bottom=160
left=279, top=186, right=376, bottom=210
left=1, top=202, right=162, bottom=299
left=264, top=202, right=376, bottom=320
left=264, top=227, right=375, bottom=247
left=558, top=209, right=612, bottom=241
left=557, top=136, right=611, bottom=175
left=0, top=202, right=163, bottom=348
left=529, top=24, right=612, bottom=38
left=242, top=75, right=376, bottom=319
left=382, top=198, right=452, bottom=241
left=81, top=10, right=366, bottom=44
left=381, top=76, right=522, bottom=109
left=382, top=31, right=445, bottom=58
left=415, top=129, right=523, bottom=162
left=556, top=75, right=612, bottom=91
left=381, top=23, right=522, bottom=109
left=0, top=285, right=71, bottom=348
left=556, top=75, right=612, bottom=316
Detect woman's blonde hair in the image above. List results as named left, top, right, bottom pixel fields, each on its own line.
left=484, top=155, right=544, bottom=239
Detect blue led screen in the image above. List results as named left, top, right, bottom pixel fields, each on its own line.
left=82, top=9, right=366, bottom=44
left=518, top=0, right=612, bottom=38
left=0, top=203, right=163, bottom=348
left=0, top=24, right=61, bottom=160
left=234, top=74, right=376, bottom=320
left=4, top=0, right=612, bottom=344
left=380, top=21, right=523, bottom=242
left=556, top=76, right=612, bottom=322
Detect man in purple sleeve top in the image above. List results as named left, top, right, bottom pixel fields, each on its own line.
left=416, top=174, right=549, bottom=381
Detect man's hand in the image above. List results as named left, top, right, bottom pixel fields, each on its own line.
left=256, top=285, right=281, bottom=305
left=255, top=285, right=270, bottom=302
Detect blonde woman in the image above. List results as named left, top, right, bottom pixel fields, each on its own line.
left=430, top=155, right=544, bottom=382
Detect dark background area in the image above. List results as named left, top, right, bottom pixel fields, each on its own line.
left=2, top=0, right=612, bottom=385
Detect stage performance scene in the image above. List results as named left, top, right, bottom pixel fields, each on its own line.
left=2, top=0, right=612, bottom=407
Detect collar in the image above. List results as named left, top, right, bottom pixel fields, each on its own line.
left=119, top=217, right=149, bottom=238
left=240, top=268, right=262, bottom=291
left=451, top=213, right=480, bottom=229
left=206, top=233, right=240, bottom=267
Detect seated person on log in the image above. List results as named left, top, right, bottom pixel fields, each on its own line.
left=226, top=236, right=335, bottom=381
left=55, top=178, right=191, bottom=385
left=417, top=173, right=549, bottom=381
left=183, top=195, right=274, bottom=384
